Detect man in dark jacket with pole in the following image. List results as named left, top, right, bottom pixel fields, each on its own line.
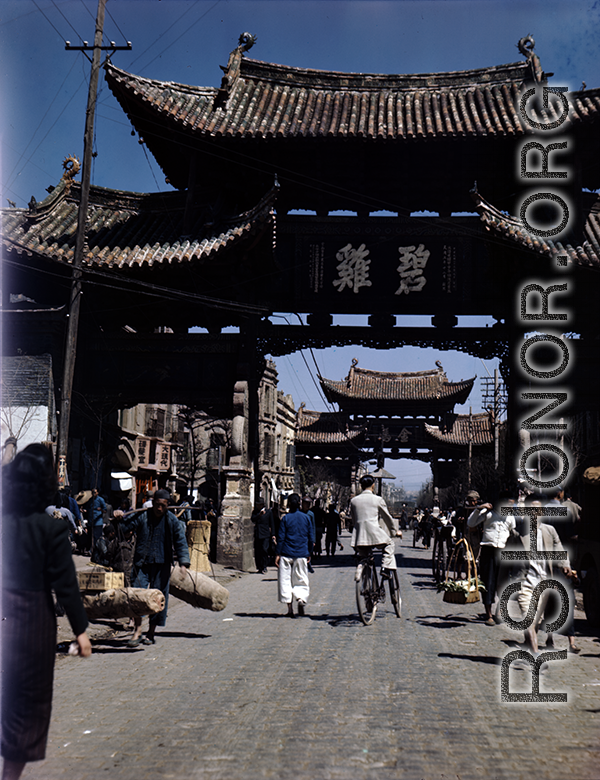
left=122, top=489, right=190, bottom=646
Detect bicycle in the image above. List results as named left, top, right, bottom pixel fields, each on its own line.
left=355, top=550, right=401, bottom=625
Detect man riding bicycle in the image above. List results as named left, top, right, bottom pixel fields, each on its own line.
left=350, top=475, right=399, bottom=576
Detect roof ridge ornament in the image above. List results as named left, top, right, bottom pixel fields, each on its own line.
left=215, top=33, right=257, bottom=109
left=517, top=34, right=536, bottom=60
left=517, top=34, right=544, bottom=83
left=347, top=357, right=358, bottom=387
left=61, top=154, right=81, bottom=195
left=238, top=32, right=257, bottom=52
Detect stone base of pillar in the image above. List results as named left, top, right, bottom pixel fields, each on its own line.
left=216, top=466, right=254, bottom=571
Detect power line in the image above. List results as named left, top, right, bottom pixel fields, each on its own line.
left=79, top=0, right=95, bottom=23
left=4, top=59, right=80, bottom=192
left=3, top=73, right=88, bottom=197
left=270, top=314, right=367, bottom=454
left=129, top=0, right=203, bottom=69
left=281, top=355, right=314, bottom=407
left=51, top=0, right=84, bottom=42
left=135, top=0, right=221, bottom=74
left=1, top=254, right=269, bottom=315
left=31, top=0, right=68, bottom=41
left=104, top=3, right=128, bottom=45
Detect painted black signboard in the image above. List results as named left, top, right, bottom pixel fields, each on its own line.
left=276, top=215, right=502, bottom=316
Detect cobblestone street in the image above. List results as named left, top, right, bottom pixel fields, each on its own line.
left=27, top=532, right=600, bottom=780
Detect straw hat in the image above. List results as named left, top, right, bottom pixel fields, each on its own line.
left=75, top=489, right=92, bottom=505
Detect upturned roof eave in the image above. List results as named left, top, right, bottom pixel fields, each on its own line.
left=471, top=188, right=600, bottom=270
left=1, top=182, right=278, bottom=270
left=319, top=375, right=476, bottom=404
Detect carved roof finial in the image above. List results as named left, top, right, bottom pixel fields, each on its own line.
left=517, top=35, right=544, bottom=82
left=351, top=357, right=359, bottom=367
left=518, top=34, right=536, bottom=59
left=238, top=32, right=257, bottom=53
left=61, top=154, right=81, bottom=195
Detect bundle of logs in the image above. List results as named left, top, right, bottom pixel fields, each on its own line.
left=81, top=566, right=229, bottom=619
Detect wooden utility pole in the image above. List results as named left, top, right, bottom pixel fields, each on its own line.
left=467, top=406, right=473, bottom=489
left=56, top=0, right=131, bottom=485
left=494, top=368, right=500, bottom=469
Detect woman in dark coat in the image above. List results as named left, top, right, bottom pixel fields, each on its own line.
left=1, top=444, right=91, bottom=780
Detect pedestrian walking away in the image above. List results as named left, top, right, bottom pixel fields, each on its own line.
left=276, top=493, right=314, bottom=617
left=252, top=500, right=276, bottom=574
left=301, top=496, right=316, bottom=572
left=514, top=499, right=576, bottom=653
left=121, top=488, right=190, bottom=646
left=312, top=498, right=326, bottom=557
left=325, top=503, right=342, bottom=557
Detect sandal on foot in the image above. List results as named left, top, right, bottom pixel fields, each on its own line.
left=127, top=637, right=142, bottom=648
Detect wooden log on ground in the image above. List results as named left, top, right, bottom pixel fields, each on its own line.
left=82, top=588, right=165, bottom=619
left=169, top=566, right=229, bottom=611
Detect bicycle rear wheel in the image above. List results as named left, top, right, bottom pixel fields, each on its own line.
left=356, top=564, right=378, bottom=625
left=389, top=569, right=402, bottom=617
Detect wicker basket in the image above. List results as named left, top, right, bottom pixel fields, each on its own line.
left=442, top=537, right=481, bottom=604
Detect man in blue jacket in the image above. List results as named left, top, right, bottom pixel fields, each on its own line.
left=84, top=488, right=107, bottom=548
left=276, top=493, right=314, bottom=617
left=122, top=489, right=190, bottom=645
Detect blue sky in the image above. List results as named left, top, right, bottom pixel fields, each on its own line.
left=2, top=0, right=598, bottom=489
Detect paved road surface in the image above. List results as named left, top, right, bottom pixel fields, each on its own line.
left=23, top=531, right=600, bottom=779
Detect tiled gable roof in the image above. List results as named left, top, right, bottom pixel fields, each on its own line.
left=295, top=406, right=366, bottom=448
left=425, top=413, right=494, bottom=446
left=320, top=362, right=475, bottom=406
left=472, top=189, right=600, bottom=270
left=104, top=48, right=597, bottom=143
left=1, top=179, right=276, bottom=269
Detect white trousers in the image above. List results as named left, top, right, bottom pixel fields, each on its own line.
left=517, top=581, right=550, bottom=628
left=278, top=556, right=309, bottom=604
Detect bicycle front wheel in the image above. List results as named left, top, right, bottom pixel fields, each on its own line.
left=388, top=569, right=402, bottom=617
left=356, top=564, right=378, bottom=625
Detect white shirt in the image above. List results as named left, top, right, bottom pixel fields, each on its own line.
left=467, top=508, right=515, bottom=549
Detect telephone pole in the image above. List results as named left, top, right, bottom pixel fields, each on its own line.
left=56, top=0, right=131, bottom=485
